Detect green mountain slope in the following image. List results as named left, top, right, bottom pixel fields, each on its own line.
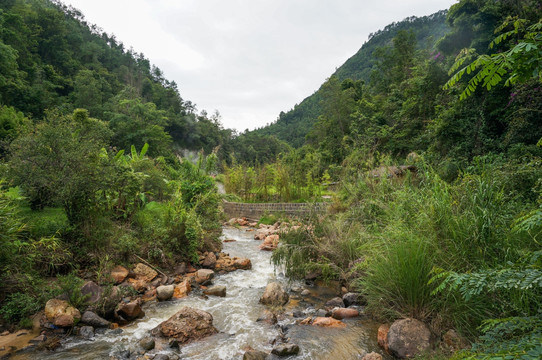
left=252, top=10, right=450, bottom=148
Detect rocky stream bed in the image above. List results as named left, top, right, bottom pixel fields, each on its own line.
left=3, top=225, right=391, bottom=360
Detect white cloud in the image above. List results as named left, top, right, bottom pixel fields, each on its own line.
left=66, top=0, right=457, bottom=131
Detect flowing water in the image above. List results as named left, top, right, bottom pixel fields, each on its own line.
left=13, top=227, right=387, bottom=359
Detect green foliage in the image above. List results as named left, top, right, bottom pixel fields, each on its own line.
left=444, top=18, right=542, bottom=100
left=56, top=272, right=89, bottom=310
left=0, top=292, right=41, bottom=325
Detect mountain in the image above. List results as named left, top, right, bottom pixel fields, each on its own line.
left=251, top=10, right=450, bottom=148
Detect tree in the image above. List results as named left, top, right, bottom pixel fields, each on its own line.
left=444, top=18, right=542, bottom=100
left=9, top=109, right=112, bottom=224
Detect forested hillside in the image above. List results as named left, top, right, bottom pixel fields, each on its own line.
left=250, top=10, right=450, bottom=148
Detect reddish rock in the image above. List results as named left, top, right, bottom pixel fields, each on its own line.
left=173, top=279, right=191, bottom=299
left=186, top=264, right=197, bottom=273
left=312, top=317, right=346, bottom=328
left=80, top=281, right=103, bottom=304
left=141, top=289, right=157, bottom=302
left=152, top=306, right=218, bottom=344
left=331, top=308, right=359, bottom=319
left=110, top=265, right=129, bottom=284
left=116, top=301, right=145, bottom=321
left=256, top=310, right=277, bottom=325
left=387, top=318, right=432, bottom=358
left=127, top=278, right=148, bottom=292
left=377, top=324, right=390, bottom=352
left=223, top=239, right=237, bottom=243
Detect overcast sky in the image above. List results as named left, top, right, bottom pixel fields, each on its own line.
left=65, top=0, right=457, bottom=132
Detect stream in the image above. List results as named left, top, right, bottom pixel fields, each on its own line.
left=13, top=227, right=386, bottom=359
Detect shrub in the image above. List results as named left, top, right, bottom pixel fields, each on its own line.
left=0, top=292, right=41, bottom=326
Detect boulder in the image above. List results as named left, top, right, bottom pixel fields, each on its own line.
left=215, top=255, right=252, bottom=272
left=201, top=252, right=217, bottom=269
left=44, top=299, right=81, bottom=327
left=362, top=352, right=383, bottom=360
left=151, top=306, right=218, bottom=344
left=81, top=281, right=103, bottom=305
left=377, top=324, right=390, bottom=352
left=133, top=263, right=158, bottom=282
left=331, top=308, right=359, bottom=320
left=342, top=292, right=363, bottom=307
left=271, top=344, right=300, bottom=357
left=243, top=349, right=269, bottom=360
left=156, top=285, right=175, bottom=301
left=387, top=318, right=432, bottom=358
left=325, top=297, right=345, bottom=308
left=260, top=282, right=289, bottom=306
left=141, top=288, right=157, bottom=302
left=203, top=285, right=226, bottom=297
left=127, top=278, right=148, bottom=292
left=195, top=269, right=215, bottom=285
left=110, top=266, right=129, bottom=284
left=79, top=325, right=94, bottom=340
left=81, top=311, right=110, bottom=328
left=312, top=317, right=346, bottom=328
left=173, top=279, right=191, bottom=299
left=441, top=329, right=468, bottom=352
left=139, top=336, right=155, bottom=351
left=174, top=262, right=187, bottom=275
left=97, top=286, right=122, bottom=318
left=116, top=301, right=145, bottom=321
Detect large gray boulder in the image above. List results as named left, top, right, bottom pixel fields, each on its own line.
left=156, top=285, right=175, bottom=301
left=387, top=318, right=432, bottom=358
left=260, top=282, right=289, bottom=306
left=81, top=311, right=110, bottom=328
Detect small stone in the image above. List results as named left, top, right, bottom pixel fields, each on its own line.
left=154, top=355, right=170, bottom=360
left=173, top=279, right=191, bottom=299
left=312, top=317, right=346, bottom=328
left=331, top=308, right=359, bottom=319
left=300, top=289, right=311, bottom=296
left=256, top=310, right=277, bottom=325
left=316, top=309, right=329, bottom=317
left=195, top=269, right=215, bottom=285
left=81, top=311, right=110, bottom=328
left=79, top=326, right=94, bottom=340
left=377, top=324, right=390, bottom=352
left=139, top=336, right=155, bottom=351
left=243, top=349, right=268, bottom=360
left=362, top=352, right=383, bottom=360
left=111, top=265, right=129, bottom=284
left=260, top=282, right=289, bottom=306
left=201, top=252, right=217, bottom=268
left=292, top=310, right=305, bottom=318
left=203, top=285, right=226, bottom=297
left=116, top=301, right=145, bottom=321
left=325, top=297, right=345, bottom=308
left=271, top=343, right=300, bottom=357
left=343, top=292, right=365, bottom=307
left=156, top=285, right=175, bottom=301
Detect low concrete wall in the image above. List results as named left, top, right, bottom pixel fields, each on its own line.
left=222, top=201, right=326, bottom=219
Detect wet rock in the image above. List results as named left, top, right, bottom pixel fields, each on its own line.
left=203, top=285, right=226, bottom=297
left=44, top=299, right=81, bottom=327
left=377, top=324, right=390, bottom=352
left=116, top=301, right=145, bottom=321
left=271, top=343, right=300, bottom=356
left=316, top=309, right=330, bottom=317
left=312, top=317, right=346, bottom=328
left=154, top=355, right=170, bottom=360
left=325, top=297, right=344, bottom=308
left=259, top=235, right=279, bottom=251
left=260, top=282, right=289, bottom=307
left=215, top=254, right=252, bottom=272
left=139, top=336, right=155, bottom=351
left=201, top=252, right=217, bottom=269
left=342, top=292, right=363, bottom=307
left=292, top=309, right=305, bottom=318
left=79, top=325, right=94, bottom=340
left=300, top=289, right=311, bottom=296
left=362, top=352, right=383, bottom=360
left=256, top=310, right=277, bottom=325
left=173, top=279, right=191, bottom=299
left=151, top=306, right=218, bottom=345
left=195, top=269, right=215, bottom=285
left=81, top=311, right=110, bottom=328
left=141, top=289, right=157, bottom=302
left=133, top=263, right=158, bottom=282
left=243, top=349, right=268, bottom=360
left=97, top=286, right=122, bottom=318
left=331, top=308, right=359, bottom=319
left=29, top=334, right=47, bottom=344
left=387, top=318, right=432, bottom=359
left=111, top=265, right=129, bottom=284
left=156, top=285, right=175, bottom=301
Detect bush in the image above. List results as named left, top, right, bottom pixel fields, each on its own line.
left=0, top=292, right=41, bottom=327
